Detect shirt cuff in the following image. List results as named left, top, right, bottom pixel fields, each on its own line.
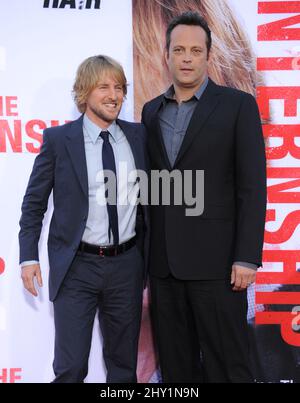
left=233, top=261, right=258, bottom=270
left=21, top=260, right=39, bottom=268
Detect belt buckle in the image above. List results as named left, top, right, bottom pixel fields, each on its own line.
left=99, top=247, right=105, bottom=257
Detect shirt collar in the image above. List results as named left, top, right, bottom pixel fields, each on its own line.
left=163, top=75, right=209, bottom=103
left=83, top=114, right=120, bottom=144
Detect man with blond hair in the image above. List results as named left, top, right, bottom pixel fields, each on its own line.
left=19, top=55, right=149, bottom=383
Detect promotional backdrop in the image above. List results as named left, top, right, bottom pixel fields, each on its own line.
left=0, top=0, right=300, bottom=383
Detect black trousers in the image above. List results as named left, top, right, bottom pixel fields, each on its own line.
left=52, top=245, right=144, bottom=383
left=150, top=275, right=253, bottom=383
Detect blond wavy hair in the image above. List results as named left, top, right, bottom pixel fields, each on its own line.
left=133, top=0, right=263, bottom=120
left=72, top=55, right=128, bottom=113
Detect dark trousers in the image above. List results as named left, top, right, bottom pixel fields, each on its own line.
left=150, top=275, right=253, bottom=383
left=52, top=245, right=144, bottom=383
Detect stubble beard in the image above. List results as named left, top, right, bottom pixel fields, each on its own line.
left=89, top=104, right=120, bottom=125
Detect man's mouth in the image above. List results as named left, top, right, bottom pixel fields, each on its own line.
left=104, top=103, right=118, bottom=110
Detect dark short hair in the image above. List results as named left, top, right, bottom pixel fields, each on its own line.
left=166, top=11, right=212, bottom=55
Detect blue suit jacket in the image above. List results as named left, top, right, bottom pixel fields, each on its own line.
left=19, top=115, right=149, bottom=301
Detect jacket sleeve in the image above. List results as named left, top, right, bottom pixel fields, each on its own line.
left=233, top=93, right=267, bottom=267
left=19, top=129, right=55, bottom=263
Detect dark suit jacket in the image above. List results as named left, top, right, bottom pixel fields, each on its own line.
left=19, top=115, right=149, bottom=301
left=142, top=78, right=266, bottom=280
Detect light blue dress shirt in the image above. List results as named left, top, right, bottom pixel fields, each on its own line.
left=81, top=114, right=138, bottom=246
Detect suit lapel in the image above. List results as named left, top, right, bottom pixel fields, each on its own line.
left=148, top=96, right=172, bottom=170
left=65, top=115, right=88, bottom=198
left=174, top=79, right=221, bottom=167
left=117, top=119, right=144, bottom=171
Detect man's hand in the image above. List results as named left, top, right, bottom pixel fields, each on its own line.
left=21, top=264, right=43, bottom=297
left=231, top=264, right=256, bottom=292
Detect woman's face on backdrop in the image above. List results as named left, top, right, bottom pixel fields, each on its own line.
left=165, top=24, right=210, bottom=92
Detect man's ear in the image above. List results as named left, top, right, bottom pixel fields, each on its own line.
left=207, top=48, right=211, bottom=62
left=164, top=49, right=169, bottom=66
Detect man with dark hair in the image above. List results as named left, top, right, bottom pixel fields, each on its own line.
left=165, top=11, right=212, bottom=54
left=142, top=11, right=266, bottom=383
left=19, top=55, right=149, bottom=383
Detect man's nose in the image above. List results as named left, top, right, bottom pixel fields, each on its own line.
left=183, top=51, right=192, bottom=62
left=107, top=87, right=117, bottom=99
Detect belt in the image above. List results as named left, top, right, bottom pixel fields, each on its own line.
left=78, top=237, right=136, bottom=257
